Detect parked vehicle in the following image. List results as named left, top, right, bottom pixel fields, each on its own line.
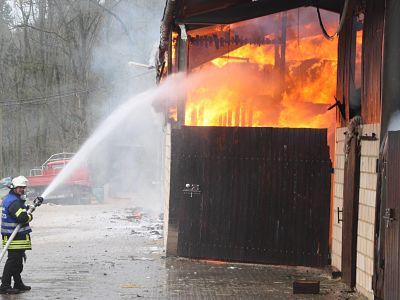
left=0, top=177, right=11, bottom=202
left=26, top=153, right=93, bottom=204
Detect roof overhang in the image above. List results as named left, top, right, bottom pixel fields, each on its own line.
left=156, top=0, right=345, bottom=81
left=174, top=0, right=344, bottom=28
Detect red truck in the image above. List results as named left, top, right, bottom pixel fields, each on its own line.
left=27, top=153, right=93, bottom=204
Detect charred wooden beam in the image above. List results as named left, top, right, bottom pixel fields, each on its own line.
left=189, top=34, right=276, bottom=49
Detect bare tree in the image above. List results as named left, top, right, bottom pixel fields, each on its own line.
left=0, top=0, right=164, bottom=177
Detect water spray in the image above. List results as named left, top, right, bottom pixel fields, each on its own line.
left=0, top=196, right=44, bottom=263
left=39, top=73, right=187, bottom=201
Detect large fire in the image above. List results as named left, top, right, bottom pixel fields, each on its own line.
left=185, top=8, right=339, bottom=135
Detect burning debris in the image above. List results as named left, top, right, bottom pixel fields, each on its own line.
left=126, top=207, right=163, bottom=240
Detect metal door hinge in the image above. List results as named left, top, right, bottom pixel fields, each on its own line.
left=383, top=208, right=395, bottom=228
left=360, top=133, right=377, bottom=141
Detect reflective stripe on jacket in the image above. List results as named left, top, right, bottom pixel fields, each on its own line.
left=2, top=234, right=31, bottom=250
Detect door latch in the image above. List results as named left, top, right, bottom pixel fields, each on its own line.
left=183, top=184, right=201, bottom=198
left=383, top=208, right=395, bottom=228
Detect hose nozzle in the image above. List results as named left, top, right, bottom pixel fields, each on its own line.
left=34, top=196, right=44, bottom=207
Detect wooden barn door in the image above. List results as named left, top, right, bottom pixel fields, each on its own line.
left=382, top=131, right=400, bottom=299
left=341, top=134, right=361, bottom=288
left=170, top=126, right=332, bottom=267
left=372, top=142, right=386, bottom=300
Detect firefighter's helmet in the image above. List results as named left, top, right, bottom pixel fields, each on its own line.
left=10, top=176, right=28, bottom=189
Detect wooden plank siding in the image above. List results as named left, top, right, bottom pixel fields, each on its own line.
left=341, top=136, right=361, bottom=288
left=361, top=0, right=384, bottom=124
left=337, top=0, right=384, bottom=126
left=373, top=135, right=386, bottom=299
left=170, top=126, right=332, bottom=267
left=383, top=131, right=400, bottom=299
left=336, top=15, right=355, bottom=127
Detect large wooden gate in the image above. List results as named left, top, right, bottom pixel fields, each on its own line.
left=170, top=126, right=332, bottom=267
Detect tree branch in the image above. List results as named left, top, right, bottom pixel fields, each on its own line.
left=12, top=24, right=69, bottom=42
left=88, top=0, right=135, bottom=47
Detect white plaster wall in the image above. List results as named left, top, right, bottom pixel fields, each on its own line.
left=332, top=127, right=346, bottom=271
left=163, top=123, right=171, bottom=250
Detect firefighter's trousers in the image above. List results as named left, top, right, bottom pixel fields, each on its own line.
left=1, top=250, right=25, bottom=286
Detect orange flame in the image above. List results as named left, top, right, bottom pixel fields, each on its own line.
left=355, top=30, right=363, bottom=87
left=211, top=44, right=275, bottom=69
left=185, top=9, right=339, bottom=133
left=171, top=32, right=178, bottom=68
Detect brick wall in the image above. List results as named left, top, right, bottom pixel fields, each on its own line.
left=332, top=124, right=380, bottom=300
left=356, top=123, right=380, bottom=299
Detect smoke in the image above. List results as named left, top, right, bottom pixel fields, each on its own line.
left=52, top=1, right=166, bottom=212
left=43, top=72, right=189, bottom=213
left=388, top=110, right=400, bottom=131
left=91, top=0, right=164, bottom=106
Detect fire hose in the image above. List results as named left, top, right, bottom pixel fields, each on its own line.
left=0, top=196, right=44, bottom=264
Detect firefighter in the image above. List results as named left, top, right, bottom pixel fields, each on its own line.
left=0, top=176, right=33, bottom=294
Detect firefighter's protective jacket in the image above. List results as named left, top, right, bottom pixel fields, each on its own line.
left=1, top=191, right=32, bottom=250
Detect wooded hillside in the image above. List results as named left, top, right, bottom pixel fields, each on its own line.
left=0, top=0, right=164, bottom=176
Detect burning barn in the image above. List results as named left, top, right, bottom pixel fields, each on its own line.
left=156, top=0, right=400, bottom=299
